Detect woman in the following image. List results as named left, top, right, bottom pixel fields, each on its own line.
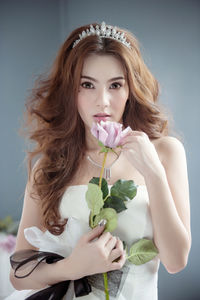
left=7, top=22, right=191, bottom=299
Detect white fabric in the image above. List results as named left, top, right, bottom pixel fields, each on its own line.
left=0, top=234, right=15, bottom=300
left=5, top=185, right=160, bottom=299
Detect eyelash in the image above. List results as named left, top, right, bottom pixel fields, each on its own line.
left=81, top=82, right=94, bottom=89
left=80, top=81, right=122, bottom=89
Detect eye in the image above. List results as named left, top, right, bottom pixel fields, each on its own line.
left=110, top=82, right=122, bottom=89
left=81, top=81, right=94, bottom=89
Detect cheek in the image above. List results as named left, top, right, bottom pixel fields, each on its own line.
left=113, top=92, right=128, bottom=110
left=77, top=96, right=85, bottom=116
left=77, top=94, right=92, bottom=121
left=77, top=90, right=92, bottom=107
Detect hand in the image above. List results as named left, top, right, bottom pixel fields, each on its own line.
left=66, top=224, right=126, bottom=280
left=121, top=130, right=164, bottom=178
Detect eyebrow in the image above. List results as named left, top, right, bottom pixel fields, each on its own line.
left=81, top=75, right=125, bottom=82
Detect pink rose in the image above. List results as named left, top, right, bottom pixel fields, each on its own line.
left=91, top=121, right=131, bottom=148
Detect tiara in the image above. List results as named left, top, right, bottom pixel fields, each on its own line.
left=72, top=21, right=131, bottom=49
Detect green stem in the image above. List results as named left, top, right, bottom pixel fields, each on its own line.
left=103, top=194, right=110, bottom=202
left=99, top=152, right=108, bottom=188
left=99, top=152, right=109, bottom=300
left=103, top=272, right=109, bottom=300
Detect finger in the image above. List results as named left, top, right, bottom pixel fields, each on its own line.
left=130, top=130, right=145, bottom=135
left=115, top=238, right=124, bottom=251
left=97, top=231, right=113, bottom=245
left=121, top=141, right=135, bottom=147
left=86, top=222, right=106, bottom=243
left=121, top=144, right=136, bottom=151
left=110, top=251, right=126, bottom=271
left=125, top=130, right=143, bottom=137
left=105, top=236, right=117, bottom=252
left=121, top=135, right=141, bottom=146
left=109, top=248, right=124, bottom=262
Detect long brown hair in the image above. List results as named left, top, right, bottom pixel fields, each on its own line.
left=24, top=23, right=170, bottom=235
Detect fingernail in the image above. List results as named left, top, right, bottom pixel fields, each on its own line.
left=98, top=219, right=107, bottom=226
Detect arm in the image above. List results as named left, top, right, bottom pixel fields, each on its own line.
left=10, top=255, right=73, bottom=290
left=144, top=136, right=191, bottom=273
left=9, top=174, right=73, bottom=290
left=122, top=133, right=191, bottom=274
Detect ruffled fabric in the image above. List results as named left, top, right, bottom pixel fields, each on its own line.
left=24, top=217, right=91, bottom=257
left=8, top=217, right=128, bottom=300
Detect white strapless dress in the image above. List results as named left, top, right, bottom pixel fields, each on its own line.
left=5, top=185, right=160, bottom=300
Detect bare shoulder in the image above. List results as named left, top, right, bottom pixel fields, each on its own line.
left=151, top=136, right=186, bottom=164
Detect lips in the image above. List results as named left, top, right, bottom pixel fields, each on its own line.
left=94, top=113, right=111, bottom=117
left=93, top=113, right=111, bottom=122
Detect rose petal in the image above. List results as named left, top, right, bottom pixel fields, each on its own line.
left=105, top=122, right=116, bottom=147
left=91, top=121, right=131, bottom=148
left=91, top=123, right=99, bottom=139
left=119, top=126, right=132, bottom=145
left=97, top=122, right=108, bottom=145
left=112, top=123, right=123, bottom=147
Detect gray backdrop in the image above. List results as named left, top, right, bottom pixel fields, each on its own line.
left=1, top=0, right=199, bottom=299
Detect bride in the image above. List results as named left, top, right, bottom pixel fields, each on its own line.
left=6, top=22, right=191, bottom=300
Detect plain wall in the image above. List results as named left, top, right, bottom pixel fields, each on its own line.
left=0, top=0, right=199, bottom=299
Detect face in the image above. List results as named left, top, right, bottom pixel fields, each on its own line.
left=77, top=54, right=129, bottom=131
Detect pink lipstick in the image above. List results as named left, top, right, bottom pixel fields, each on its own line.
left=93, top=113, right=111, bottom=122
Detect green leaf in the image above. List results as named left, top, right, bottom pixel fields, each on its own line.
left=89, top=177, right=109, bottom=199
left=100, top=147, right=109, bottom=153
left=103, top=196, right=127, bottom=213
left=98, top=141, right=110, bottom=153
left=98, top=141, right=105, bottom=147
left=86, top=183, right=104, bottom=215
left=93, top=208, right=118, bottom=232
left=128, top=239, right=158, bottom=265
left=111, top=179, right=137, bottom=202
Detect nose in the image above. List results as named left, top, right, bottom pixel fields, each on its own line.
left=95, top=87, right=110, bottom=108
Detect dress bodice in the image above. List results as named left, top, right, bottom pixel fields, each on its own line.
left=59, top=185, right=153, bottom=247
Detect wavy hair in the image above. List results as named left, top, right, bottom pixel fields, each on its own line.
left=24, top=23, right=170, bottom=235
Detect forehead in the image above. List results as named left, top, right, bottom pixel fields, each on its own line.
left=81, top=54, right=125, bottom=77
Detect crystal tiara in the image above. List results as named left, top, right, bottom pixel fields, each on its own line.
left=72, top=21, right=131, bottom=49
